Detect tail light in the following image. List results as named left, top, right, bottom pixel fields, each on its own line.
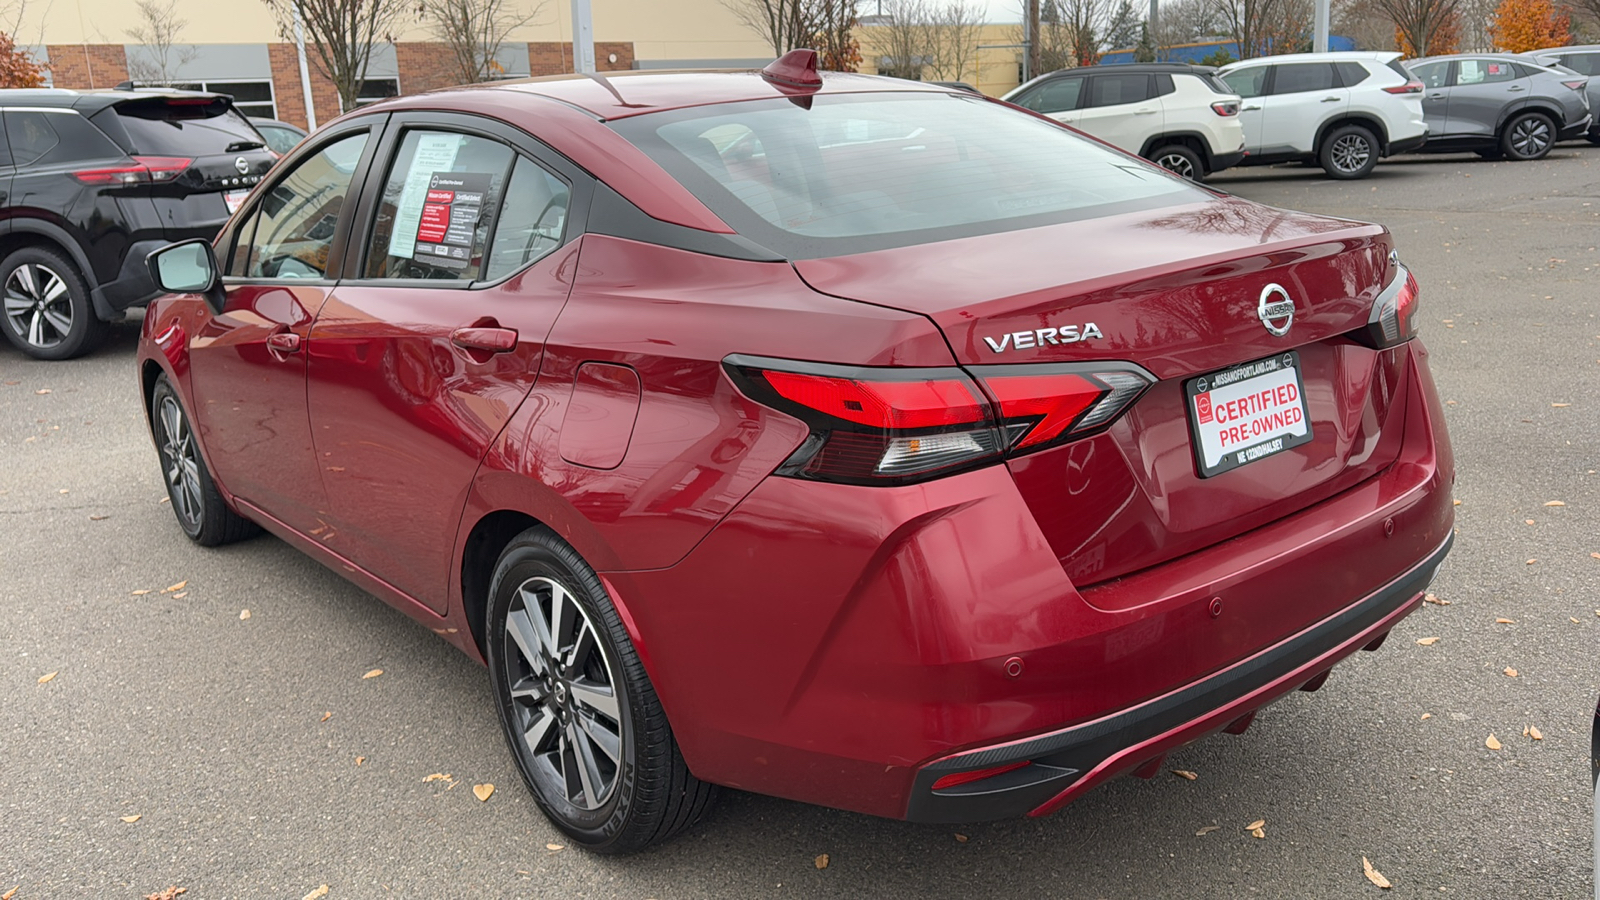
left=1210, top=100, right=1240, bottom=116
left=1360, top=260, right=1420, bottom=349
left=1382, top=80, right=1425, bottom=94
left=72, top=156, right=192, bottom=185
left=1562, top=79, right=1588, bottom=91
left=726, top=355, right=1154, bottom=485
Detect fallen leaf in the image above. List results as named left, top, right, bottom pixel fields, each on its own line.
left=1195, top=825, right=1221, bottom=835
left=35, top=388, right=50, bottom=394
left=162, top=581, right=187, bottom=593
left=1172, top=769, right=1198, bottom=780
left=1250, top=827, right=1265, bottom=839
left=1571, top=617, right=1581, bottom=624
left=131, top=589, right=150, bottom=595
left=1544, top=500, right=1566, bottom=507
left=1245, top=819, right=1265, bottom=831
left=362, top=669, right=383, bottom=679
left=89, top=515, right=109, bottom=521
left=953, top=833, right=968, bottom=842
left=1486, top=733, right=1502, bottom=750
left=37, top=671, right=57, bottom=684
left=1526, top=559, right=1538, bottom=565
left=171, top=592, right=187, bottom=600
left=355, top=756, right=366, bottom=766
left=1503, top=667, right=1518, bottom=677
left=1415, top=636, right=1440, bottom=646
left=2, top=886, right=15, bottom=900
left=473, top=783, right=494, bottom=802
left=1424, top=593, right=1450, bottom=606
left=1551, top=403, right=1570, bottom=408
left=121, top=815, right=141, bottom=823
left=1496, top=618, right=1515, bottom=624
left=546, top=843, right=563, bottom=851
left=159, top=497, right=169, bottom=503
left=1524, top=519, right=1536, bottom=525
left=144, top=889, right=187, bottom=900
left=1591, top=553, right=1600, bottom=560
left=58, top=488, right=68, bottom=494
left=814, top=853, right=830, bottom=869
left=301, top=887, right=329, bottom=900
left=423, top=773, right=452, bottom=783
left=240, top=609, right=251, bottom=620
left=1452, top=499, right=1461, bottom=506
left=1528, top=726, right=1543, bottom=741
left=320, top=711, right=332, bottom=722
left=1363, top=857, right=1392, bottom=889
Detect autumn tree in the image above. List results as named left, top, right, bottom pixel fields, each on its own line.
left=1488, top=0, right=1570, bottom=52
left=261, top=0, right=411, bottom=111
left=1373, top=0, right=1462, bottom=56
left=0, top=30, right=44, bottom=87
left=420, top=0, right=545, bottom=84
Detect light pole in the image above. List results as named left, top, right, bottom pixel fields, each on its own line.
left=571, top=0, right=596, bottom=74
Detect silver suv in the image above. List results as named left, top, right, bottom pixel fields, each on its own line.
left=1518, top=45, right=1600, bottom=144
left=1407, top=55, right=1590, bottom=161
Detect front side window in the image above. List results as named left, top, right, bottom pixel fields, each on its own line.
left=1457, top=59, right=1517, bottom=85
left=1221, top=66, right=1268, bottom=98
left=612, top=92, right=1202, bottom=259
left=363, top=129, right=515, bottom=281
left=1272, top=63, right=1337, bottom=94
left=1088, top=74, right=1152, bottom=107
left=230, top=131, right=369, bottom=279
left=1016, top=78, right=1084, bottom=114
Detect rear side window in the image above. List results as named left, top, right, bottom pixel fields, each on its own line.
left=1201, top=73, right=1232, bottom=94
left=1154, top=73, right=1175, bottom=96
left=6, top=111, right=58, bottom=166
left=363, top=130, right=514, bottom=281
left=1088, top=74, right=1152, bottom=107
left=1335, top=62, right=1370, bottom=86
left=1458, top=59, right=1517, bottom=85
left=483, top=156, right=570, bottom=281
left=1562, top=53, right=1599, bottom=76
left=1386, top=60, right=1416, bottom=82
left=114, top=99, right=266, bottom=156
left=1272, top=63, right=1337, bottom=94
left=1015, top=78, right=1083, bottom=114
left=5, top=110, right=121, bottom=166
left=612, top=93, right=1201, bottom=259
left=1221, top=67, right=1268, bottom=98
left=1409, top=62, right=1449, bottom=89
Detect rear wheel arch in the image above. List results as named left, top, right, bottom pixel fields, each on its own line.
left=1, top=220, right=100, bottom=290
left=1497, top=103, right=1562, bottom=133
left=461, top=509, right=546, bottom=661
left=1316, top=115, right=1389, bottom=154
left=1138, top=132, right=1210, bottom=167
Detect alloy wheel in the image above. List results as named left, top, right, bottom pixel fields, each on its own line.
left=503, top=576, right=624, bottom=811
left=1330, top=135, right=1371, bottom=174
left=3, top=263, right=72, bottom=350
left=1510, top=117, right=1551, bottom=158
left=1156, top=152, right=1196, bottom=180
left=158, top=395, right=204, bottom=533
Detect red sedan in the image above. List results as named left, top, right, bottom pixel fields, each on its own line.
left=139, top=51, right=1454, bottom=853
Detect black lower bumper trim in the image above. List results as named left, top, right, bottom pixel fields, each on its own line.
left=904, top=533, right=1453, bottom=823
left=1388, top=133, right=1429, bottom=156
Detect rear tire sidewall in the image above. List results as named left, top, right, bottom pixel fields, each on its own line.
left=1501, top=112, right=1554, bottom=161
left=1150, top=144, right=1204, bottom=181
left=487, top=531, right=643, bottom=851
left=0, top=246, right=105, bottom=360
left=1319, top=125, right=1378, bottom=179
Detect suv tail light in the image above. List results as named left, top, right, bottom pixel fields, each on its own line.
left=726, top=356, right=1154, bottom=485
left=1562, top=79, right=1589, bottom=91
left=72, top=156, right=192, bottom=185
left=1359, top=260, right=1420, bottom=349
left=1210, top=100, right=1240, bottom=116
left=1382, top=80, right=1425, bottom=95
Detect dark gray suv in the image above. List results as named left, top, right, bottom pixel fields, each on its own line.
left=1405, top=55, right=1590, bottom=161
left=1518, top=46, right=1600, bottom=144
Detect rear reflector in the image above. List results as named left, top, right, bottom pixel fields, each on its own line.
left=1382, top=80, right=1425, bottom=94
left=931, top=761, right=1031, bottom=791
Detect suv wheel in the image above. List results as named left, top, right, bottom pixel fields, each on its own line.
left=0, top=246, right=105, bottom=360
left=487, top=527, right=717, bottom=853
left=1151, top=144, right=1204, bottom=181
left=1501, top=112, right=1554, bottom=161
left=1318, top=124, right=1379, bottom=179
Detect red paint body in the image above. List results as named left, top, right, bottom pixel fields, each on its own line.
left=138, top=71, right=1454, bottom=824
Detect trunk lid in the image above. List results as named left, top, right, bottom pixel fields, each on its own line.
left=793, top=197, right=1410, bottom=592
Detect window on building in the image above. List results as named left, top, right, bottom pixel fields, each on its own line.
left=177, top=80, right=276, bottom=119
left=353, top=78, right=401, bottom=108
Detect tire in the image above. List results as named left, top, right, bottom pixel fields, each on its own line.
left=1586, top=132, right=1600, bottom=147
left=1150, top=144, right=1204, bottom=181
left=150, top=375, right=260, bottom=546
left=0, top=245, right=106, bottom=360
left=486, top=527, right=716, bottom=853
left=1501, top=111, right=1555, bottom=161
left=1318, top=124, right=1379, bottom=179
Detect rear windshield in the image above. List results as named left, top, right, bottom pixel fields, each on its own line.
left=610, top=92, right=1203, bottom=258
left=114, top=99, right=265, bottom=156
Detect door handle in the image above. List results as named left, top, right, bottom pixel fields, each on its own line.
left=1242, top=103, right=1262, bottom=111
left=1428, top=92, right=1444, bottom=99
left=1134, top=107, right=1158, bottom=115
left=450, top=326, right=518, bottom=354
left=1321, top=96, right=1341, bottom=102
left=266, top=331, right=301, bottom=354
left=1507, top=85, right=1525, bottom=92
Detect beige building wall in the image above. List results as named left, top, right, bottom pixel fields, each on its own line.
left=856, top=22, right=1023, bottom=96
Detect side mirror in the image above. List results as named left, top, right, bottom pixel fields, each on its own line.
left=147, top=239, right=224, bottom=313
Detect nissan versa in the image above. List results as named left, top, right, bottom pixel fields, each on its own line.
left=137, top=52, right=1455, bottom=853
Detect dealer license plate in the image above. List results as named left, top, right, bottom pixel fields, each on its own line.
left=223, top=189, right=250, bottom=214
left=1186, top=352, right=1313, bottom=478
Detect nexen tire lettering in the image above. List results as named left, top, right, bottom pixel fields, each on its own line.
left=984, top=323, right=1103, bottom=353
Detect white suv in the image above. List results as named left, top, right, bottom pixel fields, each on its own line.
left=1003, top=63, right=1246, bottom=180
left=1218, top=51, right=1428, bottom=179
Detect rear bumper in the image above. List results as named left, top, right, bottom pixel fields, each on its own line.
left=1208, top=149, right=1248, bottom=173
left=1387, top=132, right=1428, bottom=156
left=1559, top=114, right=1592, bottom=142
left=904, top=532, right=1450, bottom=822
left=90, top=238, right=168, bottom=319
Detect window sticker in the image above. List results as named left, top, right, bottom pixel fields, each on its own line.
left=387, top=133, right=463, bottom=260
left=414, top=172, right=490, bottom=268
left=1487, top=63, right=1504, bottom=75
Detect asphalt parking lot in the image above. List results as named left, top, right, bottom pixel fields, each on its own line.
left=4, top=145, right=1599, bottom=899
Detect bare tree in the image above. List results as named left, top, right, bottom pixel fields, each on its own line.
left=1370, top=0, right=1462, bottom=55
left=1151, top=0, right=1225, bottom=54
left=1207, top=0, right=1310, bottom=58
left=1332, top=0, right=1397, bottom=51
left=261, top=0, right=411, bottom=111
left=875, top=0, right=932, bottom=78
left=926, top=0, right=983, bottom=81
left=420, top=0, right=545, bottom=84
left=125, top=0, right=200, bottom=85
left=727, top=0, right=861, bottom=62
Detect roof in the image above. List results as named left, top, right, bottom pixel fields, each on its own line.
left=0, top=86, right=232, bottom=112
left=1046, top=63, right=1218, bottom=75
left=1521, top=44, right=1600, bottom=55
left=1223, top=51, right=1402, bottom=67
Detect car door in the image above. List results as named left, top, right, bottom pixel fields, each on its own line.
left=1075, top=73, right=1159, bottom=152
left=1221, top=65, right=1270, bottom=154
left=1258, top=62, right=1348, bottom=155
left=1445, top=58, right=1526, bottom=138
left=1011, top=76, right=1086, bottom=127
left=304, top=113, right=585, bottom=614
left=186, top=123, right=381, bottom=533
left=1408, top=60, right=1454, bottom=137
